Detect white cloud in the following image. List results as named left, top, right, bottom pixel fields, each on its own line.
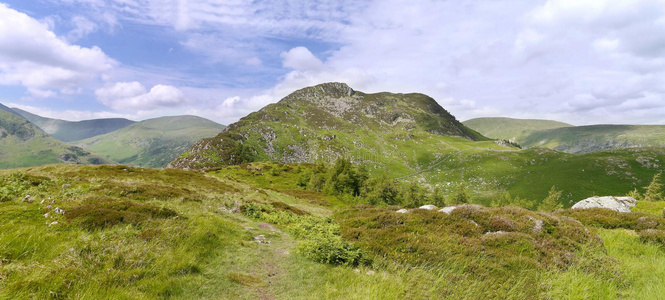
left=0, top=4, right=114, bottom=95
left=281, top=47, right=324, bottom=71
left=96, top=81, right=188, bottom=111
left=67, top=15, right=98, bottom=41
left=8, top=103, right=136, bottom=121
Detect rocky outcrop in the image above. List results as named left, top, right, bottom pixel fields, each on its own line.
left=571, top=196, right=637, bottom=213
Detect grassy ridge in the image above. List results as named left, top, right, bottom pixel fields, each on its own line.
left=75, top=116, right=225, bottom=168
left=521, top=125, right=665, bottom=153
left=464, top=117, right=665, bottom=154
left=463, top=117, right=573, bottom=143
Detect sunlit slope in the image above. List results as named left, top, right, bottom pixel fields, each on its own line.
left=75, top=115, right=225, bottom=168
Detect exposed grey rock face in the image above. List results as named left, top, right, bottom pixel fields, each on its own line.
left=571, top=196, right=637, bottom=213
left=396, top=209, right=409, bottom=214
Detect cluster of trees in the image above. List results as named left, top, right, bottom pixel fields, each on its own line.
left=296, top=158, right=474, bottom=208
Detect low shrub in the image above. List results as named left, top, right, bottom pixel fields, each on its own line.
left=335, top=205, right=605, bottom=275
left=241, top=201, right=365, bottom=266
left=558, top=208, right=665, bottom=230
left=67, top=198, right=178, bottom=230
left=638, top=229, right=665, bottom=248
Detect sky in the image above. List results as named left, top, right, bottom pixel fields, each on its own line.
left=1, top=0, right=665, bottom=125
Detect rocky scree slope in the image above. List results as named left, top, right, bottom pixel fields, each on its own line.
left=169, top=82, right=491, bottom=170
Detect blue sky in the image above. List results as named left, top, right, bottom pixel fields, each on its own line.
left=1, top=0, right=665, bottom=125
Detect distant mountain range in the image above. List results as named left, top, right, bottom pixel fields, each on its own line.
left=12, top=108, right=136, bottom=142
left=75, top=115, right=226, bottom=168
left=0, top=104, right=111, bottom=168
left=0, top=104, right=225, bottom=169
left=464, top=117, right=665, bottom=153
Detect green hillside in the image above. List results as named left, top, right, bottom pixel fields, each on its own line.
left=75, top=115, right=225, bottom=168
left=169, top=82, right=497, bottom=171
left=0, top=109, right=112, bottom=169
left=463, top=117, right=573, bottom=144
left=463, top=117, right=665, bottom=154
left=1, top=163, right=664, bottom=299
left=520, top=125, right=665, bottom=153
left=12, top=107, right=135, bottom=142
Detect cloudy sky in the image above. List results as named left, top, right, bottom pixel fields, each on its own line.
left=1, top=0, right=665, bottom=125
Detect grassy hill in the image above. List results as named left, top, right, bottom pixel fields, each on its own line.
left=463, top=117, right=573, bottom=144
left=0, top=109, right=112, bottom=169
left=170, top=82, right=498, bottom=172
left=520, top=125, right=665, bottom=153
left=12, top=107, right=135, bottom=142
left=1, top=163, right=664, bottom=299
left=75, top=116, right=225, bottom=168
left=463, top=117, right=665, bottom=154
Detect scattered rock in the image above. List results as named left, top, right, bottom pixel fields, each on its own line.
left=366, top=270, right=375, bottom=275
left=43, top=213, right=50, bottom=218
left=438, top=206, right=458, bottom=214
left=571, top=196, right=637, bottom=213
left=419, top=205, right=437, bottom=210
left=48, top=221, right=59, bottom=227
left=61, top=184, right=71, bottom=189
left=22, top=195, right=32, bottom=203
left=396, top=209, right=409, bottom=214
left=245, top=227, right=255, bottom=231
left=253, top=235, right=270, bottom=244
left=259, top=223, right=280, bottom=232
left=528, top=217, right=544, bottom=234
left=484, top=231, right=506, bottom=235
left=54, top=207, right=65, bottom=215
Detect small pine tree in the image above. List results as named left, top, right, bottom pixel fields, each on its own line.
left=627, top=188, right=642, bottom=201
left=643, top=173, right=664, bottom=202
left=452, top=183, right=470, bottom=204
left=490, top=190, right=512, bottom=207
left=432, top=186, right=447, bottom=207
left=538, top=185, right=563, bottom=211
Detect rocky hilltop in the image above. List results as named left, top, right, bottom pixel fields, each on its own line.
left=169, top=82, right=490, bottom=170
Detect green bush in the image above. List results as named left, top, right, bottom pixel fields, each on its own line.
left=298, top=235, right=363, bottom=266
left=67, top=198, right=178, bottom=230
left=638, top=229, right=665, bottom=247
left=558, top=208, right=665, bottom=230
left=241, top=200, right=365, bottom=266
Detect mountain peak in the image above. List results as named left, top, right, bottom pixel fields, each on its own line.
left=284, top=82, right=355, bottom=102
left=169, top=83, right=488, bottom=169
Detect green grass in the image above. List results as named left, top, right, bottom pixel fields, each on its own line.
left=2, top=164, right=665, bottom=299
